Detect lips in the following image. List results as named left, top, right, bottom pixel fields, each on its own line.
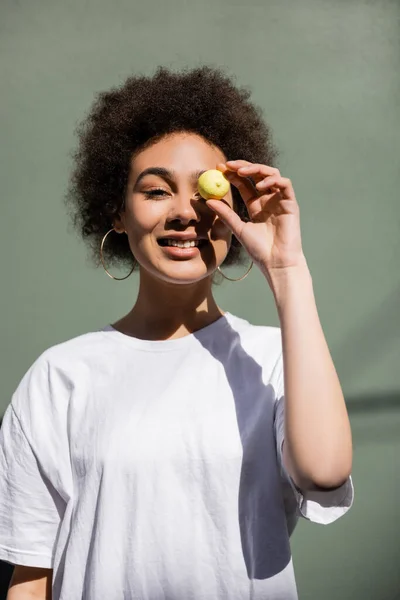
left=157, top=235, right=208, bottom=248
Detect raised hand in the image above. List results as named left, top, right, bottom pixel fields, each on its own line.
left=207, top=160, right=306, bottom=273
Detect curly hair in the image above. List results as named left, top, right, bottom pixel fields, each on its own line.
left=64, top=65, right=279, bottom=272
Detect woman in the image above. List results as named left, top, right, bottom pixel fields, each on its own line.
left=0, top=66, right=353, bottom=600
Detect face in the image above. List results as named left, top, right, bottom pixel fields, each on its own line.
left=116, top=132, right=234, bottom=284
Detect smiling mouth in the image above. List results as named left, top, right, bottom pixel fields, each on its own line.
left=157, top=239, right=207, bottom=249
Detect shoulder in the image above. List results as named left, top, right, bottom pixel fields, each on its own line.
left=39, top=327, right=111, bottom=366
left=225, top=312, right=282, bottom=352
left=11, top=327, right=111, bottom=416
left=221, top=313, right=283, bottom=380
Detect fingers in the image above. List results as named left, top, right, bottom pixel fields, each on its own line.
left=206, top=199, right=245, bottom=240
left=217, top=163, right=257, bottom=204
left=256, top=176, right=294, bottom=199
left=226, top=160, right=279, bottom=181
left=224, top=161, right=295, bottom=200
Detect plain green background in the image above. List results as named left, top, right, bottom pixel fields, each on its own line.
left=1, top=0, right=399, bottom=598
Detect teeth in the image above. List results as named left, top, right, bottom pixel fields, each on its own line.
left=166, top=240, right=199, bottom=248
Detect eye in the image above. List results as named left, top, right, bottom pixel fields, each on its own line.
left=143, top=188, right=169, bottom=198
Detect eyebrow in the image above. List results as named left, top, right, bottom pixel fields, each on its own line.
left=134, top=167, right=206, bottom=188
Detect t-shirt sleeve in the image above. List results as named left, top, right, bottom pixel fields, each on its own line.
left=0, top=357, right=70, bottom=568
left=273, top=354, right=354, bottom=526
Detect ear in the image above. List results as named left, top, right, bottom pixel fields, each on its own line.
left=113, top=214, right=126, bottom=233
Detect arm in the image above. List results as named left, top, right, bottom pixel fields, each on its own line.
left=269, top=260, right=353, bottom=491
left=206, top=160, right=353, bottom=492
left=7, top=566, right=52, bottom=600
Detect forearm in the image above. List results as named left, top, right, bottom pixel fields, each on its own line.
left=267, top=259, right=353, bottom=490
left=7, top=566, right=52, bottom=600
left=7, top=591, right=48, bottom=600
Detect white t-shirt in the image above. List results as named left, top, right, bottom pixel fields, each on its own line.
left=0, top=312, right=353, bottom=599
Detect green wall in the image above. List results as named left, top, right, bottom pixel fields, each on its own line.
left=1, top=0, right=399, bottom=597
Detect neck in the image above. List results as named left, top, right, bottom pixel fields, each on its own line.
left=112, top=268, right=224, bottom=341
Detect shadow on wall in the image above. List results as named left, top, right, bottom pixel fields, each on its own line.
left=333, top=285, right=400, bottom=385
left=346, top=391, right=400, bottom=414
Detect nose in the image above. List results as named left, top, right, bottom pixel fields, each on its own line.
left=166, top=192, right=201, bottom=226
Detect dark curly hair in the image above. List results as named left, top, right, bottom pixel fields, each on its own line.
left=64, top=65, right=279, bottom=273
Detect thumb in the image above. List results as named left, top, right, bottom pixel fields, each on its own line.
left=206, top=199, right=244, bottom=240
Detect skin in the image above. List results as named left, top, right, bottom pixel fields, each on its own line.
left=113, top=132, right=235, bottom=340
left=7, top=566, right=52, bottom=599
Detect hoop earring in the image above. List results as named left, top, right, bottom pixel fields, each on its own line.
left=217, top=260, right=253, bottom=282
left=100, top=228, right=135, bottom=281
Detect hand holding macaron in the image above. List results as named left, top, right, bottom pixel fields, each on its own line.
left=198, top=162, right=306, bottom=273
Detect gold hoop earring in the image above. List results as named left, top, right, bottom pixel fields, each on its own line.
left=217, top=260, right=253, bottom=282
left=100, top=228, right=135, bottom=281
